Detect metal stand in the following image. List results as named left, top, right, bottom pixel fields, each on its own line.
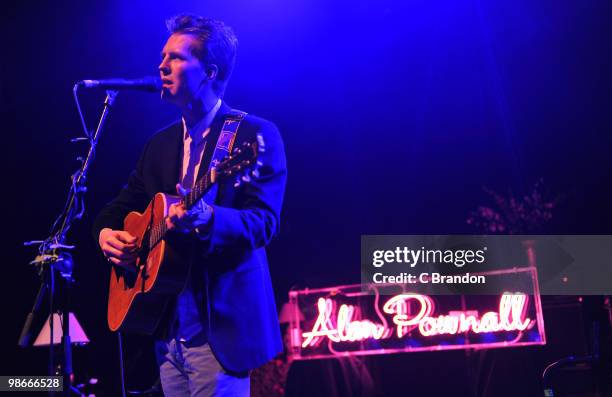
left=21, top=87, right=119, bottom=396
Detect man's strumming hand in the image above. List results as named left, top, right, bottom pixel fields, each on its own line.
left=99, top=228, right=139, bottom=271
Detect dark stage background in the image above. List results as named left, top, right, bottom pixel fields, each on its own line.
left=1, top=1, right=611, bottom=396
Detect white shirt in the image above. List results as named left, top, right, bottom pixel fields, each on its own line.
left=180, top=98, right=222, bottom=187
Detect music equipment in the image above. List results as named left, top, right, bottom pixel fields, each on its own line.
left=107, top=136, right=263, bottom=334
left=80, top=76, right=162, bottom=92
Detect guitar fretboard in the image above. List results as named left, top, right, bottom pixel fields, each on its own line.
left=147, top=172, right=214, bottom=249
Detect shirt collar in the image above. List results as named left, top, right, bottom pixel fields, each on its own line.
left=182, top=98, right=222, bottom=144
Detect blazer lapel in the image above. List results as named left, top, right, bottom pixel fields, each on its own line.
left=160, top=121, right=184, bottom=192
left=196, top=101, right=234, bottom=181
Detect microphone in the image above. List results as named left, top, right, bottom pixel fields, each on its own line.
left=79, top=76, right=161, bottom=92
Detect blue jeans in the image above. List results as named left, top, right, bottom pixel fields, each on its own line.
left=155, top=337, right=250, bottom=397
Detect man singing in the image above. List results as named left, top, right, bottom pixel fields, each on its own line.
left=93, top=14, right=287, bottom=396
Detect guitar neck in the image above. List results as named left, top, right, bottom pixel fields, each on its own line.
left=148, top=171, right=216, bottom=248
left=184, top=171, right=215, bottom=210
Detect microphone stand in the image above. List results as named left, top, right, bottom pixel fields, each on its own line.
left=22, top=85, right=119, bottom=396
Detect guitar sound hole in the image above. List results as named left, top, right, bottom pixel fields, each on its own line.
left=119, top=266, right=137, bottom=289
left=137, top=229, right=152, bottom=281
left=137, top=246, right=150, bottom=280
left=116, top=228, right=152, bottom=289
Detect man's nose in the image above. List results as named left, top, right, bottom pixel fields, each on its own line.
left=159, top=60, right=170, bottom=75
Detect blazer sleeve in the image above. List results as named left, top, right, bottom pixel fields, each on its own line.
left=91, top=138, right=152, bottom=243
left=205, top=120, right=287, bottom=252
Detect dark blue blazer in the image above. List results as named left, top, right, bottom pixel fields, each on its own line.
left=93, top=102, right=286, bottom=372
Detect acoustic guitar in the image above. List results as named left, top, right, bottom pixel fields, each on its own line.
left=107, top=136, right=263, bottom=334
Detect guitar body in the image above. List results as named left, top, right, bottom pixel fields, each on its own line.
left=107, top=192, right=192, bottom=334
left=106, top=136, right=262, bottom=335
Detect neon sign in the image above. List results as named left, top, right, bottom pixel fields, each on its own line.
left=289, top=268, right=545, bottom=359
left=302, top=298, right=390, bottom=347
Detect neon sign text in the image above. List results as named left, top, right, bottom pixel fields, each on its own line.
left=302, top=293, right=533, bottom=347
left=301, top=298, right=389, bottom=347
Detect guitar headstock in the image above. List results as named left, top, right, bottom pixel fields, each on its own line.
left=215, top=133, right=265, bottom=187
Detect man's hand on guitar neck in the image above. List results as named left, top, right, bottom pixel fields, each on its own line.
left=166, top=183, right=214, bottom=236
left=98, top=228, right=139, bottom=271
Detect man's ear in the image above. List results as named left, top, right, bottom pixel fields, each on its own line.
left=205, top=64, right=219, bottom=80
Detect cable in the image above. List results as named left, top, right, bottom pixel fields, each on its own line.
left=49, top=267, right=55, bottom=377
left=44, top=82, right=94, bottom=245
left=72, top=83, right=91, bottom=140
left=118, top=332, right=127, bottom=397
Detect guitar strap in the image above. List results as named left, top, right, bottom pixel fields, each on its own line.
left=201, top=109, right=247, bottom=204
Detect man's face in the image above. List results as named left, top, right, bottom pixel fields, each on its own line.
left=158, top=33, right=207, bottom=107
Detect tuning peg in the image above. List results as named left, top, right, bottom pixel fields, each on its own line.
left=233, top=177, right=241, bottom=188
left=241, top=175, right=251, bottom=183
left=256, top=134, right=266, bottom=152
left=251, top=169, right=260, bottom=178
left=256, top=161, right=263, bottom=167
